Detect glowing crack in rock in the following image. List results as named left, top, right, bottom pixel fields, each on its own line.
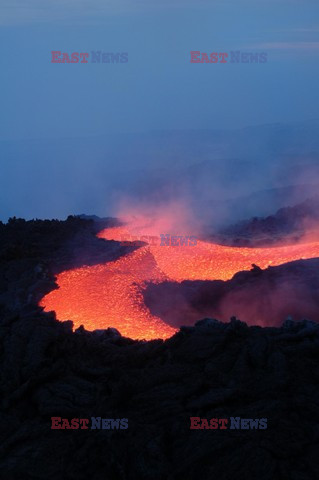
left=39, top=224, right=319, bottom=340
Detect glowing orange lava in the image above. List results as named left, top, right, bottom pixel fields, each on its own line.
left=39, top=224, right=319, bottom=340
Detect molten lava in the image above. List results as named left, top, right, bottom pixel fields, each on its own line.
left=40, top=224, right=319, bottom=340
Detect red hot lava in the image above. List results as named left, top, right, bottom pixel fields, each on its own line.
left=40, top=223, right=319, bottom=340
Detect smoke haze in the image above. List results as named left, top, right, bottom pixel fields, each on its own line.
left=2, top=121, right=319, bottom=233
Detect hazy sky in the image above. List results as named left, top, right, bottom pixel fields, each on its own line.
left=1, top=0, right=319, bottom=140
left=1, top=0, right=319, bottom=223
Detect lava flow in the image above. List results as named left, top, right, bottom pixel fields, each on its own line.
left=40, top=223, right=319, bottom=340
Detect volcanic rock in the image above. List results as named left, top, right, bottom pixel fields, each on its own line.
left=0, top=217, right=318, bottom=479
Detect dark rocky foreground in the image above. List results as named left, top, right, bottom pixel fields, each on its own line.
left=0, top=217, right=319, bottom=480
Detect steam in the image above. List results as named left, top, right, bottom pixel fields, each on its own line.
left=113, top=196, right=203, bottom=237
left=2, top=121, right=319, bottom=231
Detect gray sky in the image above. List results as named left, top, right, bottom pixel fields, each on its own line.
left=0, top=0, right=319, bottom=223
left=1, top=0, right=319, bottom=139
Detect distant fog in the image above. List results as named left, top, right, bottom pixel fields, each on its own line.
left=2, top=120, right=319, bottom=231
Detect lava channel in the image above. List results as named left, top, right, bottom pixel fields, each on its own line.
left=39, top=225, right=319, bottom=340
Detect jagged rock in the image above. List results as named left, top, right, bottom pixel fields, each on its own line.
left=194, top=317, right=221, bottom=328
left=92, top=327, right=121, bottom=338
left=218, top=195, right=319, bottom=246
left=0, top=217, right=318, bottom=479
left=144, top=259, right=319, bottom=329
